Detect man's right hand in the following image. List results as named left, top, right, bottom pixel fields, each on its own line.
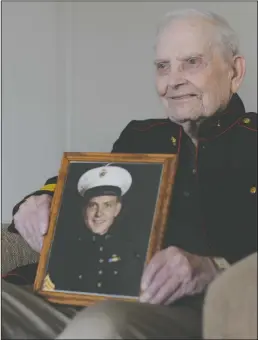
left=13, top=194, right=52, bottom=253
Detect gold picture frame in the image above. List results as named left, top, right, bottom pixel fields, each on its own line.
left=34, top=152, right=178, bottom=306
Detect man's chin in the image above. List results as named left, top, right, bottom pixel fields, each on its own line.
left=92, top=225, right=110, bottom=235
left=168, top=116, right=194, bottom=125
left=167, top=112, right=204, bottom=125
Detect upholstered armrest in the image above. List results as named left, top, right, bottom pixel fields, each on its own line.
left=203, top=252, right=257, bottom=339
left=1, top=228, right=39, bottom=275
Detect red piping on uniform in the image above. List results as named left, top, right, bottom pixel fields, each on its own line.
left=195, top=140, right=199, bottom=176
left=2, top=272, right=30, bottom=284
left=238, top=126, right=257, bottom=132
left=199, top=115, right=250, bottom=142
left=177, top=127, right=182, bottom=154
left=132, top=121, right=170, bottom=132
left=195, top=140, right=210, bottom=249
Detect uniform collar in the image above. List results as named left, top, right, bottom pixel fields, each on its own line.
left=198, top=93, right=246, bottom=140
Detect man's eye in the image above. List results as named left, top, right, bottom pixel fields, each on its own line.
left=185, top=57, right=202, bottom=67
left=188, top=58, right=198, bottom=64
left=156, top=63, right=169, bottom=71
left=181, top=57, right=205, bottom=72
left=88, top=203, right=96, bottom=208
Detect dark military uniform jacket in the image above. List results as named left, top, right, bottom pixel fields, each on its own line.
left=5, top=93, right=257, bottom=285
left=45, top=221, right=144, bottom=297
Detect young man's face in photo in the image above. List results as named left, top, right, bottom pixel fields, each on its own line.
left=83, top=195, right=122, bottom=235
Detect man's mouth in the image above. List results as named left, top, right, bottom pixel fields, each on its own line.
left=170, top=94, right=197, bottom=100
left=93, top=220, right=106, bottom=225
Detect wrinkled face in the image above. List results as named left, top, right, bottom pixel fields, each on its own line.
left=155, top=18, right=235, bottom=124
left=83, top=195, right=122, bottom=235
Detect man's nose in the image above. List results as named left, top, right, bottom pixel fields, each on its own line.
left=95, top=207, right=103, bottom=217
left=167, top=68, right=187, bottom=89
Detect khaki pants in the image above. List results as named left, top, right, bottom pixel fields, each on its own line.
left=203, top=252, right=257, bottom=339
left=58, top=295, right=203, bottom=339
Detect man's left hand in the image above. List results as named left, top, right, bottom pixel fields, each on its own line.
left=139, top=246, right=219, bottom=305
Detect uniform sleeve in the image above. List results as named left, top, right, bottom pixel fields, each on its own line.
left=8, top=176, right=58, bottom=233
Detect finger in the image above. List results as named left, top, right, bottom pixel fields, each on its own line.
left=139, top=264, right=167, bottom=302
left=164, top=284, right=186, bottom=305
left=149, top=276, right=181, bottom=305
left=141, top=251, right=166, bottom=291
left=25, top=223, right=41, bottom=250
left=38, top=211, right=50, bottom=235
left=37, top=203, right=51, bottom=235
left=24, top=216, right=43, bottom=252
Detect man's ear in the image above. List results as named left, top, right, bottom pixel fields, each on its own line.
left=230, top=55, right=246, bottom=93
left=114, top=201, right=122, bottom=217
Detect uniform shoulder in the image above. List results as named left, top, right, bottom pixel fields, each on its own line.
left=112, top=118, right=174, bottom=153
left=237, top=112, right=257, bottom=131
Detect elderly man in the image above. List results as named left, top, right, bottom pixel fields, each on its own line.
left=2, top=8, right=257, bottom=339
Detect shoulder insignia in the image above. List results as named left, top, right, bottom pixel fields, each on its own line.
left=40, top=184, right=56, bottom=192
left=250, top=186, right=256, bottom=194
left=131, top=119, right=170, bottom=132
left=42, top=273, right=55, bottom=291
left=238, top=113, right=258, bottom=131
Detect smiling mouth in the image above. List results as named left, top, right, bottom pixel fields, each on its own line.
left=93, top=220, right=106, bottom=225
left=171, top=94, right=197, bottom=100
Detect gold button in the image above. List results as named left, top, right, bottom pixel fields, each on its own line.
left=250, top=186, right=256, bottom=194
left=171, top=136, right=177, bottom=146
left=183, top=191, right=190, bottom=197
left=98, top=270, right=103, bottom=275
left=243, top=118, right=250, bottom=124
left=97, top=282, right=102, bottom=288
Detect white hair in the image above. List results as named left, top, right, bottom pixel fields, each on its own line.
left=156, top=8, right=240, bottom=60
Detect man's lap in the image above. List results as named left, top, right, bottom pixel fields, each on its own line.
left=58, top=294, right=204, bottom=339
left=1, top=280, right=77, bottom=339
left=1, top=279, right=203, bottom=339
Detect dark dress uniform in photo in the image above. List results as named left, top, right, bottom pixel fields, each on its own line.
left=43, top=165, right=145, bottom=297
left=45, top=222, right=144, bottom=297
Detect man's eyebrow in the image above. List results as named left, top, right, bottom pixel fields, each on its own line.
left=154, top=59, right=170, bottom=65
left=176, top=53, right=204, bottom=61
left=100, top=199, right=115, bottom=204
left=154, top=54, right=204, bottom=64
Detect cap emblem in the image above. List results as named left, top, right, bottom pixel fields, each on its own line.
left=99, top=168, right=107, bottom=177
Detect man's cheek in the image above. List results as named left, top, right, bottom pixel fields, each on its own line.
left=156, top=79, right=167, bottom=97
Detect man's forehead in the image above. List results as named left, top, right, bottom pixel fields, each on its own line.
left=155, top=18, right=214, bottom=59
left=89, top=195, right=118, bottom=203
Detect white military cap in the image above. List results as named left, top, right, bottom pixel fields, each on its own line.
left=77, top=165, right=132, bottom=198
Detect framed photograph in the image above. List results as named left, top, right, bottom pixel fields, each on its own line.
left=34, top=152, right=178, bottom=306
